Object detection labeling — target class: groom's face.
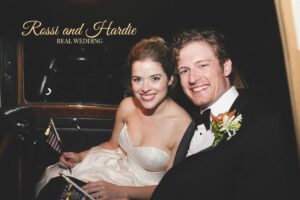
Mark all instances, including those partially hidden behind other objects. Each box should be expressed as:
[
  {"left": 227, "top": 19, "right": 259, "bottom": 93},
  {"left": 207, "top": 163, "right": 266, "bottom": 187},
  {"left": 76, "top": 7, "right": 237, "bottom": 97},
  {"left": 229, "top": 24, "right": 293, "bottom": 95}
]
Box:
[{"left": 177, "top": 41, "right": 232, "bottom": 108}]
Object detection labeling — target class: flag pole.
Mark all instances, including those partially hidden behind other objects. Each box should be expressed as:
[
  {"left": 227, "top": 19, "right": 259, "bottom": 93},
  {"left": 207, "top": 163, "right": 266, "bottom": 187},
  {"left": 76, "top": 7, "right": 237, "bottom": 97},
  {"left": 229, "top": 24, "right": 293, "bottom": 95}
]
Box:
[
  {"left": 50, "top": 118, "right": 61, "bottom": 142},
  {"left": 59, "top": 173, "right": 95, "bottom": 200}
]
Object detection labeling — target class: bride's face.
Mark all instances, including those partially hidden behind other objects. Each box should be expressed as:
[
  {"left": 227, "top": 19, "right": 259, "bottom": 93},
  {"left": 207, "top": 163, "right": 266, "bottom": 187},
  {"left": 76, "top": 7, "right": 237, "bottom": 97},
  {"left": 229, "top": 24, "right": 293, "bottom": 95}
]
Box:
[{"left": 131, "top": 59, "right": 172, "bottom": 111}]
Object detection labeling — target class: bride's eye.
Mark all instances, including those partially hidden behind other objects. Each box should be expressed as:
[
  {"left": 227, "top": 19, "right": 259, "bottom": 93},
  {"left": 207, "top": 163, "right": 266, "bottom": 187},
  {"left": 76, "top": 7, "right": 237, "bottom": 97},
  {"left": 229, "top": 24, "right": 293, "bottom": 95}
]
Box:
[
  {"left": 151, "top": 76, "right": 161, "bottom": 82},
  {"left": 132, "top": 77, "right": 142, "bottom": 84}
]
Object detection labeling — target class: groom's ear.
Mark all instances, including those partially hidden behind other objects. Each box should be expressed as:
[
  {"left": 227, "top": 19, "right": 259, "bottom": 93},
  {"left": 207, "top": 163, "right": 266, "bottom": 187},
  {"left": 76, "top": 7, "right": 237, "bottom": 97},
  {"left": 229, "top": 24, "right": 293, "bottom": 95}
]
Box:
[{"left": 223, "top": 59, "right": 232, "bottom": 77}]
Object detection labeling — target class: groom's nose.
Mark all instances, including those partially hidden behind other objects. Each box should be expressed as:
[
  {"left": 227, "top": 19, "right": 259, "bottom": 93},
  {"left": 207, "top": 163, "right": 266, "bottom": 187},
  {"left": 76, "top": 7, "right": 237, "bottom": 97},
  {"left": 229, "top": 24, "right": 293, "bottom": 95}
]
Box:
[{"left": 188, "top": 68, "right": 201, "bottom": 85}]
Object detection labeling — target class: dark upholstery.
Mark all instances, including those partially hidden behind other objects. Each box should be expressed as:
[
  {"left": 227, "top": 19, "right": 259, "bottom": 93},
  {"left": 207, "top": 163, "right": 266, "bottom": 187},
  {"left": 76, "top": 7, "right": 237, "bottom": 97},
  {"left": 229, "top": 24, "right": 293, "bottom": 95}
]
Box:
[{"left": 0, "top": 106, "right": 114, "bottom": 200}]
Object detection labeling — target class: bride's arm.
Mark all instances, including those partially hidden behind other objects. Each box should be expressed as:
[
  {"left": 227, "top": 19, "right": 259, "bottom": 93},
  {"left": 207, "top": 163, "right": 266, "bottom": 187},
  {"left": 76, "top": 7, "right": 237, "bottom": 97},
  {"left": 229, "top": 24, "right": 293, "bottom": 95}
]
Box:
[
  {"left": 61, "top": 98, "right": 130, "bottom": 167},
  {"left": 98, "top": 98, "right": 131, "bottom": 149},
  {"left": 82, "top": 181, "right": 156, "bottom": 200},
  {"left": 119, "top": 185, "right": 156, "bottom": 200},
  {"left": 59, "top": 150, "right": 89, "bottom": 168}
]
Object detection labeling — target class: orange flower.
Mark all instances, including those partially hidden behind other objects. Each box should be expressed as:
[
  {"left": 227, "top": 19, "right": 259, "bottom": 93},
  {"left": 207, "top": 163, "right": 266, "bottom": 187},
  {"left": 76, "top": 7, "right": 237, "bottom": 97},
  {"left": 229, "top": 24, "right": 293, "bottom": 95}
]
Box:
[{"left": 211, "top": 110, "right": 242, "bottom": 147}]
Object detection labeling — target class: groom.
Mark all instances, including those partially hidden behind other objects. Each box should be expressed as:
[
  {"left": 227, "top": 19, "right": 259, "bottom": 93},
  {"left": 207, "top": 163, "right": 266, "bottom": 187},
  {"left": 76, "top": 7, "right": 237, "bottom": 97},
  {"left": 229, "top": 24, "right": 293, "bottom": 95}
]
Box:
[{"left": 152, "top": 28, "right": 300, "bottom": 200}]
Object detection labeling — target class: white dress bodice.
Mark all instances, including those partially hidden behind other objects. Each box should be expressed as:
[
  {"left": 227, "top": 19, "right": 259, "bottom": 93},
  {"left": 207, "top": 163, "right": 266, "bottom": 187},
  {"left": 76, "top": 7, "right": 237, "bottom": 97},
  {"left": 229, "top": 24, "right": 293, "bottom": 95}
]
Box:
[
  {"left": 118, "top": 124, "right": 170, "bottom": 172},
  {"left": 36, "top": 124, "right": 170, "bottom": 196}
]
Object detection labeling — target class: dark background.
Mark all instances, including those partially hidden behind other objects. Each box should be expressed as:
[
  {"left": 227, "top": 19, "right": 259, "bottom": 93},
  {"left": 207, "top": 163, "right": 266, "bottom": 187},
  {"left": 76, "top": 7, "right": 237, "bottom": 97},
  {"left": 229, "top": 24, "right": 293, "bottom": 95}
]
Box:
[
  {"left": 0, "top": 0, "right": 295, "bottom": 199},
  {"left": 0, "top": 1, "right": 298, "bottom": 200},
  {"left": 0, "top": 0, "right": 290, "bottom": 107},
  {"left": 0, "top": 0, "right": 289, "bottom": 107}
]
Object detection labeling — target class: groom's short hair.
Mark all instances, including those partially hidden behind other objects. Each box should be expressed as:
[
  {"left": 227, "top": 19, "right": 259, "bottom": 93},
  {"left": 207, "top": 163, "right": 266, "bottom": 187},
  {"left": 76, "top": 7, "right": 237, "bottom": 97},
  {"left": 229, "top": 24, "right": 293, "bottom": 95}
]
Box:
[{"left": 172, "top": 27, "right": 234, "bottom": 83}]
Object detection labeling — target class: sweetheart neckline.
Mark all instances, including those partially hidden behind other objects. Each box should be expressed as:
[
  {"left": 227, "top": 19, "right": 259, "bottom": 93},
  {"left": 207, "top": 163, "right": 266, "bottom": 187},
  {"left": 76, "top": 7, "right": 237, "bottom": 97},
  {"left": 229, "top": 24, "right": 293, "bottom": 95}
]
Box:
[{"left": 121, "top": 124, "right": 170, "bottom": 159}]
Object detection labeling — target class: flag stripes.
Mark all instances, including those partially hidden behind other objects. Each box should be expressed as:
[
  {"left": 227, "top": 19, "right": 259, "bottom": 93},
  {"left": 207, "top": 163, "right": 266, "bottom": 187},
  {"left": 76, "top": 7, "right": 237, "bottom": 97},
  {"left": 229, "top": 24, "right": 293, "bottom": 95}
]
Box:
[{"left": 45, "top": 118, "right": 62, "bottom": 154}]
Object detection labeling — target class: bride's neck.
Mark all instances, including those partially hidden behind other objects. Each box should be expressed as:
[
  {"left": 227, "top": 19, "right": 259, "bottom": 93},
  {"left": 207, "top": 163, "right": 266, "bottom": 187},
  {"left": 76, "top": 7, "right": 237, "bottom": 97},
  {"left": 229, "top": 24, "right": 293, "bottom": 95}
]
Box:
[{"left": 140, "top": 97, "right": 171, "bottom": 116}]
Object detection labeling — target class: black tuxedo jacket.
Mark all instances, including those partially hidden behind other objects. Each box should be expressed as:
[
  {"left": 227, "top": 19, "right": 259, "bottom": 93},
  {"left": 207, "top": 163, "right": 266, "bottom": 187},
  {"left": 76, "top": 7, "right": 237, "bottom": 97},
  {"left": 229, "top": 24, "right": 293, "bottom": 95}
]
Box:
[{"left": 152, "top": 90, "right": 300, "bottom": 200}]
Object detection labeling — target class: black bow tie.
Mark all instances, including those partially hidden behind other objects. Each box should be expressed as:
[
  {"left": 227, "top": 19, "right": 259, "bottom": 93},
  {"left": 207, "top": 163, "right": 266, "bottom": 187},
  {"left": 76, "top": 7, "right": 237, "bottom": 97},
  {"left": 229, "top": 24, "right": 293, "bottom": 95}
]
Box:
[{"left": 194, "top": 109, "right": 211, "bottom": 130}]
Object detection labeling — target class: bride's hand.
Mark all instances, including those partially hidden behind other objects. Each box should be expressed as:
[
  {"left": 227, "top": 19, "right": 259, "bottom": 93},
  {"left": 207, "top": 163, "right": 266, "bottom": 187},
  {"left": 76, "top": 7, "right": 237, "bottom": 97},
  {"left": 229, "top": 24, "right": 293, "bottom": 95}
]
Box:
[
  {"left": 82, "top": 181, "right": 128, "bottom": 200},
  {"left": 59, "top": 152, "right": 81, "bottom": 168}
]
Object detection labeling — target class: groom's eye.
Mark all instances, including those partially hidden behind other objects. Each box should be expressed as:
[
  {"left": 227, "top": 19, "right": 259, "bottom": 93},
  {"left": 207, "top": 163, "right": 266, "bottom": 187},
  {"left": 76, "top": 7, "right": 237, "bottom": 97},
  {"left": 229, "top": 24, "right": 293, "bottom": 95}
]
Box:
[
  {"left": 196, "top": 62, "right": 209, "bottom": 69},
  {"left": 179, "top": 68, "right": 188, "bottom": 75}
]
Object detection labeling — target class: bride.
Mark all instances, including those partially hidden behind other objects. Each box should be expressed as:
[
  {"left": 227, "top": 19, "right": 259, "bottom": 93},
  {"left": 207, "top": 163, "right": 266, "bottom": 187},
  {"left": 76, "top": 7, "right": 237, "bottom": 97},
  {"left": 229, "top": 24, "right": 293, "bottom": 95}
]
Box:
[{"left": 36, "top": 36, "right": 192, "bottom": 200}]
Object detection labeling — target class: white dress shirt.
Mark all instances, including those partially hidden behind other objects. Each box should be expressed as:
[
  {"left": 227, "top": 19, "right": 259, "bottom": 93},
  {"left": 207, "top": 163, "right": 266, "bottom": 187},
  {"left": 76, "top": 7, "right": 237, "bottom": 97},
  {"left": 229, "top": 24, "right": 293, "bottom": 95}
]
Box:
[{"left": 186, "top": 86, "right": 239, "bottom": 157}]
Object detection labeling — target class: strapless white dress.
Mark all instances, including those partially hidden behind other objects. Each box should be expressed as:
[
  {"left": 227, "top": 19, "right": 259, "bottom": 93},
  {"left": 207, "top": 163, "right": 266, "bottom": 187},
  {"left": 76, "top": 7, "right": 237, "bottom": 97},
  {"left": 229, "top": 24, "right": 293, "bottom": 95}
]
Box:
[{"left": 35, "top": 124, "right": 170, "bottom": 196}]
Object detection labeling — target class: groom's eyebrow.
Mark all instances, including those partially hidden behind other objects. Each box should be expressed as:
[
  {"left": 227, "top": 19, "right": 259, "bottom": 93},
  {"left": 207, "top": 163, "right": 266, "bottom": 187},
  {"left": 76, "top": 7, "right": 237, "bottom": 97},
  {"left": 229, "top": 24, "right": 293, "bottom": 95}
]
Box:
[
  {"left": 150, "top": 74, "right": 162, "bottom": 77},
  {"left": 195, "top": 59, "right": 211, "bottom": 64},
  {"left": 178, "top": 66, "right": 189, "bottom": 70}
]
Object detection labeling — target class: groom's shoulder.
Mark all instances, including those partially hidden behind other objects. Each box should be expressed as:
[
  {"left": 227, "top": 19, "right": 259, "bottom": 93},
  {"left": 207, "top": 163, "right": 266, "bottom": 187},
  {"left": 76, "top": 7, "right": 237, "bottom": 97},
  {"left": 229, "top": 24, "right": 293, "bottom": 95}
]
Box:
[
  {"left": 236, "top": 88, "right": 284, "bottom": 122},
  {"left": 238, "top": 88, "right": 278, "bottom": 109}
]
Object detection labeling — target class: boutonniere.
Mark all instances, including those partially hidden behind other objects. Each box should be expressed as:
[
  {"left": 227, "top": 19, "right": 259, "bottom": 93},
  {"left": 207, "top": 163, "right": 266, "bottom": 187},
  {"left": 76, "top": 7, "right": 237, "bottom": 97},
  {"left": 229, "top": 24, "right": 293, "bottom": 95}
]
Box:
[{"left": 211, "top": 110, "right": 242, "bottom": 147}]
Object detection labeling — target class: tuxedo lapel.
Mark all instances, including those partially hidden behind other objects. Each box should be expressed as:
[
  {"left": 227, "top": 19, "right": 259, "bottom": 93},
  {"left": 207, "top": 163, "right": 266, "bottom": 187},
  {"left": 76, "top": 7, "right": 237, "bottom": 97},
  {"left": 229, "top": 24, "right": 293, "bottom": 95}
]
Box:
[
  {"left": 229, "top": 90, "right": 248, "bottom": 114},
  {"left": 173, "top": 121, "right": 196, "bottom": 165},
  {"left": 174, "top": 90, "right": 249, "bottom": 165}
]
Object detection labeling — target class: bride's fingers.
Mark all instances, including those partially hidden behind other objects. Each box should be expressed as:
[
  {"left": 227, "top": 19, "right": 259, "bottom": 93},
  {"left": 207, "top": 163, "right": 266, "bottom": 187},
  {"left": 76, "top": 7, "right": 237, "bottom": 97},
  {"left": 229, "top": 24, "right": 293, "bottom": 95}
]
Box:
[
  {"left": 83, "top": 184, "right": 103, "bottom": 195},
  {"left": 83, "top": 181, "right": 103, "bottom": 190},
  {"left": 91, "top": 191, "right": 101, "bottom": 199},
  {"left": 66, "top": 161, "right": 76, "bottom": 168},
  {"left": 58, "top": 162, "right": 69, "bottom": 169}
]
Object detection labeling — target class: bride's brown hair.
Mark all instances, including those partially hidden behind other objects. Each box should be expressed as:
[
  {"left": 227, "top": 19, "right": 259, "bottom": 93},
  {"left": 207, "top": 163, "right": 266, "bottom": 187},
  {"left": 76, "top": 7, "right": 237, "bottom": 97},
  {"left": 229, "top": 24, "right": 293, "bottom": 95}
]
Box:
[{"left": 126, "top": 36, "right": 176, "bottom": 93}]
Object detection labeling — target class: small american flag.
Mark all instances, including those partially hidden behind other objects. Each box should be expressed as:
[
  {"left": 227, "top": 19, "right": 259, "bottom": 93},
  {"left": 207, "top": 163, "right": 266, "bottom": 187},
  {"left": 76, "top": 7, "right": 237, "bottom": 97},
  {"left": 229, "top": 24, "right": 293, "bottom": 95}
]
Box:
[{"left": 44, "top": 118, "right": 62, "bottom": 154}]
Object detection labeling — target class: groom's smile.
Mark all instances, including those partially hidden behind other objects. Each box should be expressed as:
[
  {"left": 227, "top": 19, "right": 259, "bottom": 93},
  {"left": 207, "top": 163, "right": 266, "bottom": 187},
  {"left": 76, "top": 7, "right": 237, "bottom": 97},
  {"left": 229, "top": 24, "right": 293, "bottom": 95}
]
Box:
[{"left": 177, "top": 41, "right": 232, "bottom": 108}]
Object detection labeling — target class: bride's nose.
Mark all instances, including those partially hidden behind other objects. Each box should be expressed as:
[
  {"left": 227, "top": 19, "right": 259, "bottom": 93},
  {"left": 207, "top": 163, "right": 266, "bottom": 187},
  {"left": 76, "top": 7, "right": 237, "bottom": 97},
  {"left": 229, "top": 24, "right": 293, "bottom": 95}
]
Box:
[{"left": 141, "top": 80, "right": 151, "bottom": 92}]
